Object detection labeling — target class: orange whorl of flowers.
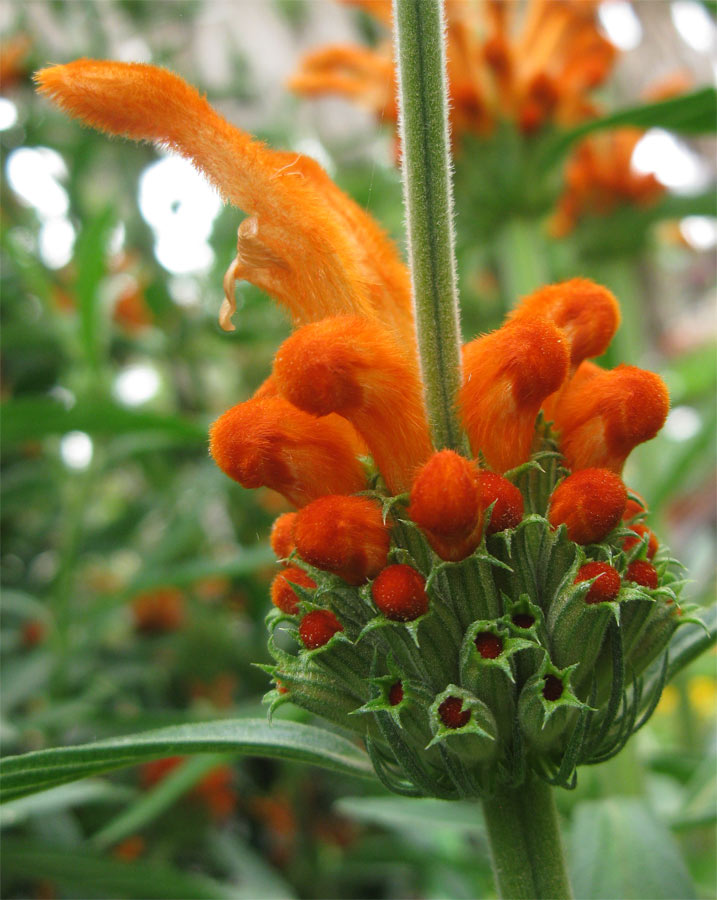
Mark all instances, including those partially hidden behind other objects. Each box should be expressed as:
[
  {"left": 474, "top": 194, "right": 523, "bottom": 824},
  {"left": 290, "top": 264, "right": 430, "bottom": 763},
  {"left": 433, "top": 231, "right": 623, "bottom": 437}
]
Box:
[
  {"left": 209, "top": 396, "right": 366, "bottom": 508},
  {"left": 460, "top": 319, "right": 570, "bottom": 472},
  {"left": 511, "top": 279, "right": 620, "bottom": 369},
  {"left": 293, "top": 495, "right": 391, "bottom": 585},
  {"left": 478, "top": 471, "right": 524, "bottom": 535},
  {"left": 273, "top": 316, "right": 431, "bottom": 494},
  {"left": 270, "top": 513, "right": 298, "bottom": 560},
  {"left": 552, "top": 364, "right": 670, "bottom": 473},
  {"left": 35, "top": 61, "right": 413, "bottom": 346},
  {"left": 271, "top": 567, "right": 316, "bottom": 615},
  {"left": 548, "top": 468, "right": 627, "bottom": 545}
]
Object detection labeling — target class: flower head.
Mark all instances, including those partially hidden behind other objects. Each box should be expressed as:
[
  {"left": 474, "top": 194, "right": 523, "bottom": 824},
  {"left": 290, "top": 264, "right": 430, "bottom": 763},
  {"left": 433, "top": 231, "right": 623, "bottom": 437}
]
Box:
[{"left": 38, "top": 58, "right": 688, "bottom": 802}]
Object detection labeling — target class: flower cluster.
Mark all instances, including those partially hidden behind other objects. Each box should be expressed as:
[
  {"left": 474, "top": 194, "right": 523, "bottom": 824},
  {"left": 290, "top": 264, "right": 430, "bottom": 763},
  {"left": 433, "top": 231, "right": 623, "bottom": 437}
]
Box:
[
  {"left": 37, "top": 60, "right": 690, "bottom": 798},
  {"left": 291, "top": 0, "right": 616, "bottom": 139}
]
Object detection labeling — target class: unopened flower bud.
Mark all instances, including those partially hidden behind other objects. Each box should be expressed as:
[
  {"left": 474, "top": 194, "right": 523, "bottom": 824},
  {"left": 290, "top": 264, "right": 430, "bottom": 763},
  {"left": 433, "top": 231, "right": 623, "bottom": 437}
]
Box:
[
  {"left": 625, "top": 560, "right": 658, "bottom": 590},
  {"left": 299, "top": 609, "right": 343, "bottom": 650},
  {"left": 439, "top": 696, "right": 471, "bottom": 729},
  {"left": 428, "top": 686, "right": 498, "bottom": 763},
  {"left": 623, "top": 495, "right": 648, "bottom": 521},
  {"left": 460, "top": 319, "right": 569, "bottom": 472},
  {"left": 210, "top": 396, "right": 366, "bottom": 507},
  {"left": 294, "top": 495, "right": 390, "bottom": 584},
  {"left": 371, "top": 564, "right": 429, "bottom": 622},
  {"left": 574, "top": 562, "right": 621, "bottom": 604},
  {"left": 388, "top": 681, "right": 404, "bottom": 706},
  {"left": 271, "top": 566, "right": 316, "bottom": 615},
  {"left": 553, "top": 364, "right": 669, "bottom": 473},
  {"left": 622, "top": 524, "right": 658, "bottom": 559},
  {"left": 548, "top": 468, "right": 627, "bottom": 544},
  {"left": 478, "top": 471, "right": 524, "bottom": 534},
  {"left": 270, "top": 512, "right": 297, "bottom": 560},
  {"left": 409, "top": 450, "right": 481, "bottom": 539}
]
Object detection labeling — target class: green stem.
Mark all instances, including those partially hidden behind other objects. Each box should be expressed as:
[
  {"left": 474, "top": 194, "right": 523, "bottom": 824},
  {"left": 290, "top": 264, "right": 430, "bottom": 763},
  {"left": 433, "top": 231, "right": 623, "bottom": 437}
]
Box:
[
  {"left": 590, "top": 257, "right": 645, "bottom": 366},
  {"left": 496, "top": 217, "right": 550, "bottom": 307},
  {"left": 393, "top": 0, "right": 464, "bottom": 452},
  {"left": 482, "top": 776, "right": 573, "bottom": 899}
]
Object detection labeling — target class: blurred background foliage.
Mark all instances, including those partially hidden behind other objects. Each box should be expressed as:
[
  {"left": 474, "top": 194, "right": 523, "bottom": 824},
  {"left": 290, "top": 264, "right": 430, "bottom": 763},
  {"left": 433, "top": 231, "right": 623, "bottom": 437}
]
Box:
[{"left": 0, "top": 1, "right": 715, "bottom": 898}]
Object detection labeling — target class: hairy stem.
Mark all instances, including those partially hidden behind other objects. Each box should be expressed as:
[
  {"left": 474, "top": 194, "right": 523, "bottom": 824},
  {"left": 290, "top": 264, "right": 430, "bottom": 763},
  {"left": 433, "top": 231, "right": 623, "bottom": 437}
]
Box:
[
  {"left": 393, "top": 0, "right": 464, "bottom": 452},
  {"left": 482, "top": 776, "right": 573, "bottom": 899}
]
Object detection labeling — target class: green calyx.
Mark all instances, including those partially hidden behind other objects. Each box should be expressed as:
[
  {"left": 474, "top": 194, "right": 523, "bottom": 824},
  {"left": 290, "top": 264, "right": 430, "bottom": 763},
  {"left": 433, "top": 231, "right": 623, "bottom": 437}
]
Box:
[{"left": 263, "top": 427, "right": 691, "bottom": 799}]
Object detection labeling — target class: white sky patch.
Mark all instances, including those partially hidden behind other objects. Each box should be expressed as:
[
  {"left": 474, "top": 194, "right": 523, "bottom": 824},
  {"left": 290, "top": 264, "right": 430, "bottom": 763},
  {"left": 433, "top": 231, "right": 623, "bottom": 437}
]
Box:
[
  {"left": 631, "top": 129, "right": 711, "bottom": 193},
  {"left": 598, "top": 1, "right": 643, "bottom": 50},
  {"left": 0, "top": 97, "right": 18, "bottom": 131},
  {"left": 168, "top": 276, "right": 202, "bottom": 308},
  {"left": 39, "top": 217, "right": 76, "bottom": 269},
  {"left": 60, "top": 431, "right": 93, "bottom": 470},
  {"left": 671, "top": 1, "right": 716, "bottom": 53},
  {"left": 113, "top": 363, "right": 161, "bottom": 406},
  {"left": 680, "top": 216, "right": 717, "bottom": 250},
  {"left": 663, "top": 406, "right": 702, "bottom": 442},
  {"left": 138, "top": 155, "right": 221, "bottom": 275}
]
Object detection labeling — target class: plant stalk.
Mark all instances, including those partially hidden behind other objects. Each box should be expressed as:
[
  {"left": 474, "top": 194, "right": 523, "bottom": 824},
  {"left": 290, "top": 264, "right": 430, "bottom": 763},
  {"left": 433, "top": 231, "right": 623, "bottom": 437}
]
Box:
[
  {"left": 496, "top": 216, "right": 550, "bottom": 307},
  {"left": 393, "top": 0, "right": 464, "bottom": 452},
  {"left": 482, "top": 776, "right": 573, "bottom": 899}
]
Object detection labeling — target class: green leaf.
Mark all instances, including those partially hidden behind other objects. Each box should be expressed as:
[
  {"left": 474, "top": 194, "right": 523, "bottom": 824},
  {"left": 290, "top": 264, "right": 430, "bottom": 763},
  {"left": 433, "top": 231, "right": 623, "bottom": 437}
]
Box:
[
  {"left": 1, "top": 396, "right": 206, "bottom": 447},
  {"left": 1, "top": 838, "right": 236, "bottom": 899},
  {"left": 569, "top": 797, "right": 696, "bottom": 899},
  {"left": 538, "top": 88, "right": 717, "bottom": 171},
  {"left": 336, "top": 795, "right": 484, "bottom": 838},
  {"left": 74, "top": 206, "right": 115, "bottom": 372},
  {"left": 0, "top": 718, "right": 374, "bottom": 802},
  {"left": 0, "top": 780, "right": 134, "bottom": 829}
]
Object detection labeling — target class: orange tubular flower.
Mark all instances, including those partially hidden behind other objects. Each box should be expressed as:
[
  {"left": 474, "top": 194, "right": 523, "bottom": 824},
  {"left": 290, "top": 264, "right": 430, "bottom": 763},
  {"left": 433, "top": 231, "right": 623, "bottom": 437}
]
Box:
[
  {"left": 209, "top": 396, "right": 367, "bottom": 508},
  {"left": 35, "top": 60, "right": 414, "bottom": 348},
  {"left": 291, "top": 0, "right": 615, "bottom": 140},
  {"left": 460, "top": 319, "right": 570, "bottom": 473},
  {"left": 293, "top": 495, "right": 390, "bottom": 585},
  {"left": 548, "top": 468, "right": 627, "bottom": 545},
  {"left": 270, "top": 512, "right": 298, "bottom": 560},
  {"left": 273, "top": 317, "right": 431, "bottom": 494},
  {"left": 551, "top": 364, "right": 670, "bottom": 474}
]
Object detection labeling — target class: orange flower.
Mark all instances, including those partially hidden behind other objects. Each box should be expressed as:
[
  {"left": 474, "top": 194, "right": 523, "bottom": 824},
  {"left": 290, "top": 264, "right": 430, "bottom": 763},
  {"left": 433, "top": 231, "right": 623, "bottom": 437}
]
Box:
[
  {"left": 290, "top": 0, "right": 615, "bottom": 139},
  {"left": 132, "top": 587, "right": 185, "bottom": 634}
]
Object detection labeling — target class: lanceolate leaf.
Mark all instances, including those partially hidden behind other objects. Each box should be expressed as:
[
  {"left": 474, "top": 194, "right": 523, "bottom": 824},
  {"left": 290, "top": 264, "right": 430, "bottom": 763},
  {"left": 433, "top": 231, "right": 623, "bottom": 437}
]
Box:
[
  {"left": 0, "top": 719, "right": 375, "bottom": 803},
  {"left": 538, "top": 87, "right": 717, "bottom": 171}
]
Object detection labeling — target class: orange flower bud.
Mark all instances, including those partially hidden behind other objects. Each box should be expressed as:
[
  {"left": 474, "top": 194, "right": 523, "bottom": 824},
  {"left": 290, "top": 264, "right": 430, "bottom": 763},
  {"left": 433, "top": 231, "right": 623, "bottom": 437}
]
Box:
[
  {"left": 625, "top": 560, "right": 658, "bottom": 590},
  {"left": 299, "top": 609, "right": 343, "bottom": 649},
  {"left": 511, "top": 279, "right": 620, "bottom": 369},
  {"left": 273, "top": 316, "right": 432, "bottom": 494},
  {"left": 371, "top": 564, "right": 429, "bottom": 622},
  {"left": 293, "top": 495, "right": 390, "bottom": 585},
  {"left": 553, "top": 364, "right": 670, "bottom": 473},
  {"left": 574, "top": 561, "right": 621, "bottom": 604},
  {"left": 548, "top": 468, "right": 627, "bottom": 544},
  {"left": 623, "top": 524, "right": 658, "bottom": 559},
  {"left": 408, "top": 450, "right": 484, "bottom": 562},
  {"left": 271, "top": 566, "right": 316, "bottom": 615},
  {"left": 409, "top": 450, "right": 482, "bottom": 540},
  {"left": 478, "top": 471, "right": 524, "bottom": 534},
  {"left": 460, "top": 319, "right": 570, "bottom": 472},
  {"left": 270, "top": 513, "right": 297, "bottom": 560},
  {"left": 209, "top": 396, "right": 366, "bottom": 507},
  {"left": 623, "top": 495, "right": 648, "bottom": 521},
  {"left": 438, "top": 696, "right": 471, "bottom": 729}
]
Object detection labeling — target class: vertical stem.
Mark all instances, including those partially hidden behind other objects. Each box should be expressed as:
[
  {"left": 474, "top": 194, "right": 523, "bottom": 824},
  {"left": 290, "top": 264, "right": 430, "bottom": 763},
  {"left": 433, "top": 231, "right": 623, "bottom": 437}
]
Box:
[
  {"left": 393, "top": 0, "right": 464, "bottom": 452},
  {"left": 482, "top": 776, "right": 573, "bottom": 899}
]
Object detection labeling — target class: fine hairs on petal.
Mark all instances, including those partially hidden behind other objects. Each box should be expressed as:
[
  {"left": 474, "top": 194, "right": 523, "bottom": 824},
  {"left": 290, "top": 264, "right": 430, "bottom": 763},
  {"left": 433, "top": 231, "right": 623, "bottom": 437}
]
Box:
[
  {"left": 273, "top": 316, "right": 432, "bottom": 494},
  {"left": 35, "top": 60, "right": 414, "bottom": 344},
  {"left": 460, "top": 318, "right": 570, "bottom": 472},
  {"left": 209, "top": 396, "right": 366, "bottom": 507}
]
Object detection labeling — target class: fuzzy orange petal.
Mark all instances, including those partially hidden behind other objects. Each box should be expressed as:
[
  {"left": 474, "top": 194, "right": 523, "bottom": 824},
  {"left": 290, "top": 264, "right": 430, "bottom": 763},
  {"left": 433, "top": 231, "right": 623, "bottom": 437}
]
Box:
[
  {"left": 460, "top": 319, "right": 570, "bottom": 472},
  {"left": 553, "top": 364, "right": 670, "bottom": 473},
  {"left": 273, "top": 316, "right": 432, "bottom": 494},
  {"left": 209, "top": 396, "right": 366, "bottom": 507},
  {"left": 35, "top": 60, "right": 413, "bottom": 344}
]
